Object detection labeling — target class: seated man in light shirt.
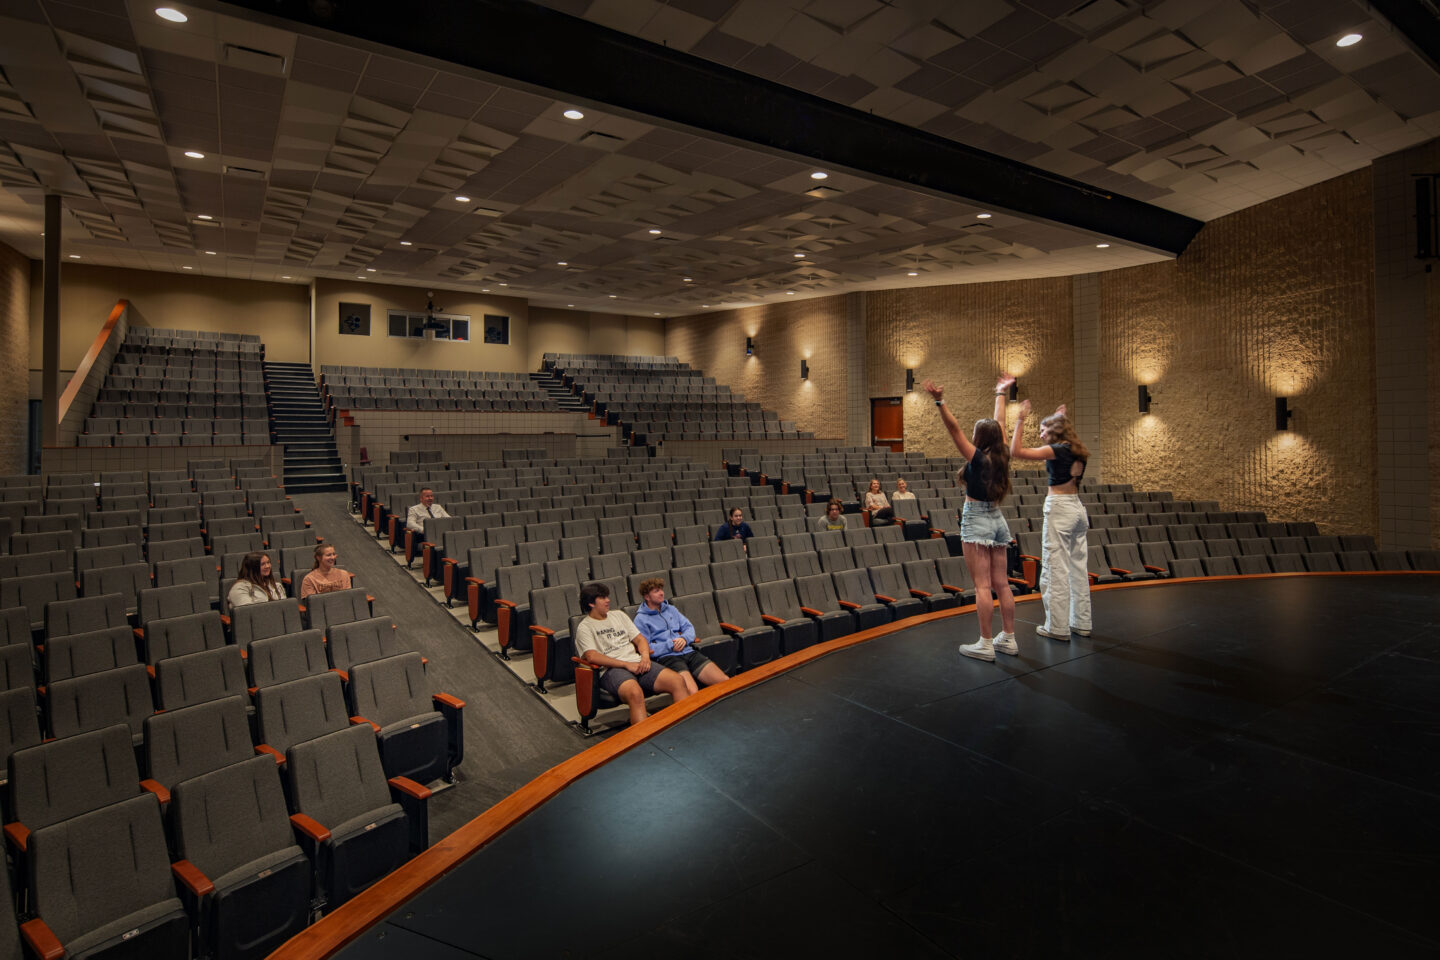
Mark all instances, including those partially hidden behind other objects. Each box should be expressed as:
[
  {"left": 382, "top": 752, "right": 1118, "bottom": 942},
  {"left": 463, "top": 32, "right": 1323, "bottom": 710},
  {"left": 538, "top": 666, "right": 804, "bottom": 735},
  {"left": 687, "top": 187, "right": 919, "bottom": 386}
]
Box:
[
  {"left": 573, "top": 581, "right": 691, "bottom": 726},
  {"left": 405, "top": 486, "right": 450, "bottom": 534},
  {"left": 633, "top": 577, "right": 727, "bottom": 694}
]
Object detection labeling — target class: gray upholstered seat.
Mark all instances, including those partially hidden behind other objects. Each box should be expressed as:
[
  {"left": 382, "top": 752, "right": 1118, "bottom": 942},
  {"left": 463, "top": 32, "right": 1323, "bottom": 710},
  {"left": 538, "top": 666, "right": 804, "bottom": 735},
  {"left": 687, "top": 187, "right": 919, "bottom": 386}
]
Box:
[
  {"left": 46, "top": 665, "right": 154, "bottom": 743},
  {"left": 253, "top": 672, "right": 348, "bottom": 759},
  {"left": 7, "top": 724, "right": 140, "bottom": 853},
  {"left": 230, "top": 598, "right": 305, "bottom": 655},
  {"left": 171, "top": 755, "right": 310, "bottom": 960},
  {"left": 154, "top": 646, "right": 249, "bottom": 711},
  {"left": 41, "top": 626, "right": 137, "bottom": 687},
  {"left": 348, "top": 652, "right": 463, "bottom": 785},
  {"left": 247, "top": 630, "right": 330, "bottom": 689},
  {"left": 143, "top": 695, "right": 254, "bottom": 792},
  {"left": 302, "top": 587, "right": 370, "bottom": 639}
]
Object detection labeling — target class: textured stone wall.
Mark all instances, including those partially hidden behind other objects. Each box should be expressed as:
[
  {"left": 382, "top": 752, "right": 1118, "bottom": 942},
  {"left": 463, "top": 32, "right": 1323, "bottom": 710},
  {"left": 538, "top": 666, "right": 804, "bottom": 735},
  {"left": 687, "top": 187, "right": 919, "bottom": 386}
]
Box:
[
  {"left": 666, "top": 293, "right": 856, "bottom": 441},
  {"left": 1098, "top": 170, "right": 1376, "bottom": 536},
  {"left": 0, "top": 243, "right": 30, "bottom": 474},
  {"left": 865, "top": 278, "right": 1073, "bottom": 475}
]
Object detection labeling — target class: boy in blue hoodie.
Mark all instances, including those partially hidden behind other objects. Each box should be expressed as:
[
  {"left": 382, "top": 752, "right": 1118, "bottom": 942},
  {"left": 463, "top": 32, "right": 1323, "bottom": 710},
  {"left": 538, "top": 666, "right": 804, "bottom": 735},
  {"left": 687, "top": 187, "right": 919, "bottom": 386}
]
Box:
[{"left": 633, "top": 577, "right": 728, "bottom": 694}]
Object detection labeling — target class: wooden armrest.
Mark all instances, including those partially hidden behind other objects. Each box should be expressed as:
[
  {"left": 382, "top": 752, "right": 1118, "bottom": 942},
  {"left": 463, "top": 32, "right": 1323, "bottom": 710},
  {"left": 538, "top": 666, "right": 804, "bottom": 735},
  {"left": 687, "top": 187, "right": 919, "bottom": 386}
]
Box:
[
  {"left": 531, "top": 625, "right": 555, "bottom": 637},
  {"left": 281, "top": 577, "right": 293, "bottom": 586},
  {"left": 495, "top": 598, "right": 517, "bottom": 609},
  {"left": 334, "top": 668, "right": 349, "bottom": 683},
  {"left": 433, "top": 692, "right": 465, "bottom": 709},
  {"left": 139, "top": 778, "right": 171, "bottom": 805},
  {"left": 909, "top": 589, "right": 931, "bottom": 598},
  {"left": 132, "top": 627, "right": 144, "bottom": 641},
  {"left": 146, "top": 664, "right": 156, "bottom": 679},
  {"left": 799, "top": 606, "right": 824, "bottom": 617},
  {"left": 1144, "top": 565, "right": 1166, "bottom": 573},
  {"left": 20, "top": 918, "right": 63, "bottom": 960},
  {"left": 718, "top": 622, "right": 743, "bottom": 633},
  {"left": 365, "top": 594, "right": 374, "bottom": 604},
  {"left": 219, "top": 613, "right": 230, "bottom": 626},
  {"left": 1110, "top": 567, "right": 1132, "bottom": 575},
  {"left": 465, "top": 576, "right": 486, "bottom": 585},
  {"left": 255, "top": 743, "right": 284, "bottom": 765},
  {"left": 1088, "top": 573, "right": 1098, "bottom": 583},
  {"left": 5, "top": 821, "right": 29, "bottom": 852},
  {"left": 1020, "top": 553, "right": 1040, "bottom": 562},
  {"left": 289, "top": 813, "right": 331, "bottom": 843},
  {"left": 873, "top": 593, "right": 897, "bottom": 603},
  {"left": 171, "top": 859, "right": 215, "bottom": 896},
  {"left": 388, "top": 776, "right": 432, "bottom": 800},
  {"left": 441, "top": 557, "right": 457, "bottom": 566},
  {"left": 940, "top": 583, "right": 962, "bottom": 593},
  {"left": 837, "top": 600, "right": 860, "bottom": 610},
  {"left": 760, "top": 614, "right": 785, "bottom": 625},
  {"left": 350, "top": 715, "right": 380, "bottom": 733}
]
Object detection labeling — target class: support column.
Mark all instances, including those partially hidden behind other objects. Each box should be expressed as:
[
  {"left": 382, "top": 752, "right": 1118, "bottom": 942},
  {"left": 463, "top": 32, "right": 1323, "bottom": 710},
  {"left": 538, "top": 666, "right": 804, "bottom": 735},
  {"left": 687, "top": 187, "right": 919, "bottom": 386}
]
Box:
[
  {"left": 1072, "top": 273, "right": 1101, "bottom": 481},
  {"left": 845, "top": 292, "right": 868, "bottom": 446},
  {"left": 41, "top": 194, "right": 60, "bottom": 447}
]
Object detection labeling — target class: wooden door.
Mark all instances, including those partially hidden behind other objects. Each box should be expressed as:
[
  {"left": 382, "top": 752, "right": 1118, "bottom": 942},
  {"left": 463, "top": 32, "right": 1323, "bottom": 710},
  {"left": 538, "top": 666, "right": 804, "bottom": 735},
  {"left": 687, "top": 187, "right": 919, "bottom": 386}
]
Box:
[{"left": 871, "top": 397, "right": 903, "bottom": 452}]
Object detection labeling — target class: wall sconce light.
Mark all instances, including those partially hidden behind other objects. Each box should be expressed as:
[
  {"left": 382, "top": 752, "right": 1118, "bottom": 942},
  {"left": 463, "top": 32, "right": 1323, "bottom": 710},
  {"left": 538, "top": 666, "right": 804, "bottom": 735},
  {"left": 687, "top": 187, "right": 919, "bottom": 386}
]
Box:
[
  {"left": 745, "top": 336, "right": 754, "bottom": 356},
  {"left": 905, "top": 368, "right": 915, "bottom": 392},
  {"left": 800, "top": 359, "right": 809, "bottom": 380},
  {"left": 1138, "top": 384, "right": 1152, "bottom": 413},
  {"left": 1008, "top": 379, "right": 1019, "bottom": 401},
  {"left": 1275, "top": 396, "right": 1293, "bottom": 430}
]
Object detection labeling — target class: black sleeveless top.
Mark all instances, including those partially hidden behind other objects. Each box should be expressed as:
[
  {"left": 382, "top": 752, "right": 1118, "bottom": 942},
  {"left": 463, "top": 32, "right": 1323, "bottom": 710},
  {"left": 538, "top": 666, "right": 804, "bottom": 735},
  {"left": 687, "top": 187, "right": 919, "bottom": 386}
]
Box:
[
  {"left": 962, "top": 448, "right": 994, "bottom": 501},
  {"left": 1047, "top": 443, "right": 1085, "bottom": 486}
]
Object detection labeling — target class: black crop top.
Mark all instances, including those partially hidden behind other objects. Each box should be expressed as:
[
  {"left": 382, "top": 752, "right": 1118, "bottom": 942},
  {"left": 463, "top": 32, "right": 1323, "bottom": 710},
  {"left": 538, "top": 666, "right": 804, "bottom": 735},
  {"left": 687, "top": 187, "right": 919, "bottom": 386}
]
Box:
[
  {"left": 1047, "top": 443, "right": 1085, "bottom": 486},
  {"left": 962, "top": 448, "right": 993, "bottom": 501}
]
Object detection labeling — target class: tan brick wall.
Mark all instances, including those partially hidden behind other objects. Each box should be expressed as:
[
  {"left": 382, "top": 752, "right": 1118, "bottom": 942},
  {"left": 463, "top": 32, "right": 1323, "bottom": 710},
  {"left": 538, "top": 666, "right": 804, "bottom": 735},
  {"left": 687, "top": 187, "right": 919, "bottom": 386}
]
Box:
[
  {"left": 666, "top": 293, "right": 856, "bottom": 441},
  {"left": 1098, "top": 169, "right": 1376, "bottom": 536},
  {"left": 866, "top": 278, "right": 1073, "bottom": 475},
  {"left": 0, "top": 242, "right": 30, "bottom": 474}
]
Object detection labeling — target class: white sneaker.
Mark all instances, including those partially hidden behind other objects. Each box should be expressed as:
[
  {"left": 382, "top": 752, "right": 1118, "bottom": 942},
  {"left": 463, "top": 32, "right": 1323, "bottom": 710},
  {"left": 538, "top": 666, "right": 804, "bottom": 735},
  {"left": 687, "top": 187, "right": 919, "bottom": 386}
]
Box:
[
  {"left": 1035, "top": 625, "right": 1070, "bottom": 641},
  {"left": 1070, "top": 625, "right": 1092, "bottom": 637},
  {"left": 993, "top": 632, "right": 1018, "bottom": 655},
  {"left": 960, "top": 637, "right": 996, "bottom": 662}
]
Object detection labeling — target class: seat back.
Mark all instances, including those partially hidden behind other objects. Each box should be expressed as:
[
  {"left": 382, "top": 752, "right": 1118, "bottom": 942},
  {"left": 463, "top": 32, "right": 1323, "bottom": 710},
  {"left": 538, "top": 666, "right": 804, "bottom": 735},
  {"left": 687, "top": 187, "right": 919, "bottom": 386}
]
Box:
[
  {"left": 670, "top": 564, "right": 714, "bottom": 597},
  {"left": 832, "top": 568, "right": 877, "bottom": 605},
  {"left": 255, "top": 672, "right": 349, "bottom": 755},
  {"left": 155, "top": 646, "right": 249, "bottom": 710},
  {"left": 42, "top": 625, "right": 137, "bottom": 686},
  {"left": 47, "top": 664, "right": 154, "bottom": 741},
  {"left": 748, "top": 554, "right": 786, "bottom": 584},
  {"left": 73, "top": 543, "right": 143, "bottom": 576},
  {"left": 143, "top": 610, "right": 226, "bottom": 664},
  {"left": 143, "top": 695, "right": 254, "bottom": 787},
  {"left": 901, "top": 559, "right": 943, "bottom": 594},
  {"left": 43, "top": 592, "right": 125, "bottom": 640},
  {"left": 303, "top": 584, "right": 369, "bottom": 635},
  {"left": 714, "top": 585, "right": 764, "bottom": 629},
  {"left": 867, "top": 563, "right": 909, "bottom": 599},
  {"left": 28, "top": 794, "right": 181, "bottom": 950},
  {"left": 4, "top": 573, "right": 78, "bottom": 630},
  {"left": 231, "top": 597, "right": 306, "bottom": 653},
  {"left": 327, "top": 617, "right": 403, "bottom": 674},
  {"left": 793, "top": 572, "right": 841, "bottom": 612},
  {"left": 285, "top": 724, "right": 396, "bottom": 840},
  {"left": 709, "top": 539, "right": 744, "bottom": 563},
  {"left": 138, "top": 581, "right": 209, "bottom": 627},
  {"left": 248, "top": 629, "right": 330, "bottom": 688},
  {"left": 348, "top": 652, "right": 432, "bottom": 728},
  {"left": 9, "top": 723, "right": 139, "bottom": 833},
  {"left": 151, "top": 555, "right": 220, "bottom": 602},
  {"left": 755, "top": 579, "right": 803, "bottom": 618}
]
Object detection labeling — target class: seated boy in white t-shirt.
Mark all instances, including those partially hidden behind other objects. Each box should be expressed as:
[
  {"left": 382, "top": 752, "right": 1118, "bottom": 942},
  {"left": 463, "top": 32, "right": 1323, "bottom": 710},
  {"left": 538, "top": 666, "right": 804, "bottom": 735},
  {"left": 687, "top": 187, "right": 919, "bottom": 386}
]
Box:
[{"left": 573, "top": 581, "right": 691, "bottom": 726}]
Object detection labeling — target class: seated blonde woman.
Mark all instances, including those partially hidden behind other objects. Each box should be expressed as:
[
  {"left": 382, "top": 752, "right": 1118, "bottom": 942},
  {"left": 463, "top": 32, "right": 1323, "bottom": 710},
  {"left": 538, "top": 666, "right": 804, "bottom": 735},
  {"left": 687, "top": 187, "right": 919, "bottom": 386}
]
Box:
[{"left": 300, "top": 543, "right": 353, "bottom": 599}]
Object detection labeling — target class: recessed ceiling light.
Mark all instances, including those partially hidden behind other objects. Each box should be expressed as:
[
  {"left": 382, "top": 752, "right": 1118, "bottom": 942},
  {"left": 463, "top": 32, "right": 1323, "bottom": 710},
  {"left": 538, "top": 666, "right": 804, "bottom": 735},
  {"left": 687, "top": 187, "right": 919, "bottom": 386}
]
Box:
[
  {"left": 184, "top": 150, "right": 204, "bottom": 159},
  {"left": 648, "top": 228, "right": 661, "bottom": 235},
  {"left": 454, "top": 195, "right": 470, "bottom": 203},
  {"left": 702, "top": 304, "right": 709, "bottom": 308},
  {"left": 557, "top": 261, "right": 567, "bottom": 266},
  {"left": 399, "top": 241, "right": 412, "bottom": 246},
  {"left": 204, "top": 250, "right": 216, "bottom": 255},
  {"left": 357, "top": 276, "right": 365, "bottom": 280},
  {"left": 181, "top": 265, "right": 192, "bottom": 270},
  {"left": 481, "top": 288, "right": 490, "bottom": 292},
  {"left": 567, "top": 304, "right": 574, "bottom": 307},
  {"left": 366, "top": 268, "right": 376, "bottom": 272},
  {"left": 810, "top": 171, "right": 828, "bottom": 180},
  {"left": 1336, "top": 33, "right": 1362, "bottom": 47},
  {"left": 281, "top": 275, "right": 291, "bottom": 279},
  {"left": 498, "top": 282, "right": 507, "bottom": 286},
  {"left": 67, "top": 254, "right": 81, "bottom": 259},
  {"left": 785, "top": 290, "right": 795, "bottom": 295},
  {"left": 196, "top": 214, "right": 212, "bottom": 220},
  {"left": 793, "top": 252, "right": 804, "bottom": 258},
  {"left": 155, "top": 7, "right": 187, "bottom": 22},
  {"left": 976, "top": 212, "right": 992, "bottom": 219},
  {"left": 1096, "top": 243, "right": 1110, "bottom": 248},
  {"left": 563, "top": 109, "right": 584, "bottom": 120},
  {"left": 682, "top": 277, "right": 692, "bottom": 282},
  {"left": 654, "top": 312, "right": 661, "bottom": 316},
  {"left": 608, "top": 294, "right": 617, "bottom": 299},
  {"left": 907, "top": 271, "right": 918, "bottom": 276}
]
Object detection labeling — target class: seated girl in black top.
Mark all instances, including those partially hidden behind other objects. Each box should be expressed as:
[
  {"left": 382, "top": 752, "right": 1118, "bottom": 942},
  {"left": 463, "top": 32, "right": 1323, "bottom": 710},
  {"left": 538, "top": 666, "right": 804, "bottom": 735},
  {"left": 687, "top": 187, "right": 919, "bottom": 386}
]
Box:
[{"left": 714, "top": 506, "right": 753, "bottom": 541}]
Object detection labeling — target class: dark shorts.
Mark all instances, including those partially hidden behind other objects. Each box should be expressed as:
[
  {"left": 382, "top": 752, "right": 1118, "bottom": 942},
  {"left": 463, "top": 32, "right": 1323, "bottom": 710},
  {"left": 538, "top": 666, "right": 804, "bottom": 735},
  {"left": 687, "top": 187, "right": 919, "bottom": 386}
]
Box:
[
  {"left": 599, "top": 662, "right": 669, "bottom": 699},
  {"left": 658, "top": 649, "right": 716, "bottom": 678}
]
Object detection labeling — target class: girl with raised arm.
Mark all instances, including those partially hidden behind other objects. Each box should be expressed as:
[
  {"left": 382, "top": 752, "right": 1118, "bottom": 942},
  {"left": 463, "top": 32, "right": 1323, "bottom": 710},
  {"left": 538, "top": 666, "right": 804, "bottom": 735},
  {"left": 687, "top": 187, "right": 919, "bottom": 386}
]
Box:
[
  {"left": 1011, "top": 400, "right": 1091, "bottom": 639},
  {"left": 923, "top": 375, "right": 1018, "bottom": 661}
]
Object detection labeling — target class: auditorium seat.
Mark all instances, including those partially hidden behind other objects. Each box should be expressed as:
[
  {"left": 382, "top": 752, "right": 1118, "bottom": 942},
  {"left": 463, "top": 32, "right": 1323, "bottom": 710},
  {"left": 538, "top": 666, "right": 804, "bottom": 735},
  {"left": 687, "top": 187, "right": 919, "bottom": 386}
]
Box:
[
  {"left": 6, "top": 724, "right": 142, "bottom": 862},
  {"left": 901, "top": 559, "right": 962, "bottom": 612},
  {"left": 348, "top": 652, "right": 464, "bottom": 785},
  {"left": 753, "top": 580, "right": 822, "bottom": 654},
  {"left": 230, "top": 598, "right": 306, "bottom": 656},
  {"left": 41, "top": 625, "right": 137, "bottom": 689},
  {"left": 254, "top": 672, "right": 349, "bottom": 762},
  {"left": 169, "top": 755, "right": 311, "bottom": 960},
  {"left": 247, "top": 630, "right": 331, "bottom": 689},
  {"left": 326, "top": 617, "right": 404, "bottom": 681},
  {"left": 154, "top": 646, "right": 250, "bottom": 710},
  {"left": 303, "top": 587, "right": 372, "bottom": 640}
]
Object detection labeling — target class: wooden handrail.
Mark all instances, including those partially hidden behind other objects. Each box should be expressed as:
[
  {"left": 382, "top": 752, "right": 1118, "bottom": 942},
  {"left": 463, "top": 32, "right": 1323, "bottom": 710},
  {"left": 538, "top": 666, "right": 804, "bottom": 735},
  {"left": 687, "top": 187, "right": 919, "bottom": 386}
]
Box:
[
  {"left": 268, "top": 569, "right": 1437, "bottom": 960},
  {"left": 57, "top": 299, "right": 127, "bottom": 427}
]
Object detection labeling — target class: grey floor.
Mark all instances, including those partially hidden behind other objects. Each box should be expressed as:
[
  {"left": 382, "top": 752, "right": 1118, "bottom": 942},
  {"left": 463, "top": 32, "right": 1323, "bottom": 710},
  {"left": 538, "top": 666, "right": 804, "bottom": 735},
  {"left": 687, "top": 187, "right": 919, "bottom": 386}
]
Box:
[{"left": 292, "top": 493, "right": 586, "bottom": 841}]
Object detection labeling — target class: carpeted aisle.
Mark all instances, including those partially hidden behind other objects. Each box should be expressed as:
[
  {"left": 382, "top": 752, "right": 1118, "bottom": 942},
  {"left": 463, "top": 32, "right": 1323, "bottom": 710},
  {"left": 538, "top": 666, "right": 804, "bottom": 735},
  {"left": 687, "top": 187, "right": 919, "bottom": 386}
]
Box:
[{"left": 291, "top": 492, "right": 585, "bottom": 840}]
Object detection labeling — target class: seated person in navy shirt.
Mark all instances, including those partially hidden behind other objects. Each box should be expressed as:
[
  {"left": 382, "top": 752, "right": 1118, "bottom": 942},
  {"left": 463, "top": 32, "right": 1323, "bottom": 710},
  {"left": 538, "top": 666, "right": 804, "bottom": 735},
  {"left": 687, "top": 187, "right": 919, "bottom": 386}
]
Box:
[
  {"left": 633, "top": 577, "right": 728, "bottom": 694},
  {"left": 713, "top": 506, "right": 753, "bottom": 542}
]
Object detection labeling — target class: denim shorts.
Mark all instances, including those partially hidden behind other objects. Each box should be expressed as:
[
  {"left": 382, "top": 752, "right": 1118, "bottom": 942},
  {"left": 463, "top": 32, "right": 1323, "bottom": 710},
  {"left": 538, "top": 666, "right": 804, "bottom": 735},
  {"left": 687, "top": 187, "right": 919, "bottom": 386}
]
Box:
[{"left": 960, "top": 499, "right": 1012, "bottom": 548}]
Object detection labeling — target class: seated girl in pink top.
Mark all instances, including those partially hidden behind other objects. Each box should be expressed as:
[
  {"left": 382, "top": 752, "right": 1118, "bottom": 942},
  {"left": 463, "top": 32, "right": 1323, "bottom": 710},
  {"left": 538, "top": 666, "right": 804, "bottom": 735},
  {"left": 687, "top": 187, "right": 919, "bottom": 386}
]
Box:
[{"left": 300, "top": 543, "right": 352, "bottom": 599}]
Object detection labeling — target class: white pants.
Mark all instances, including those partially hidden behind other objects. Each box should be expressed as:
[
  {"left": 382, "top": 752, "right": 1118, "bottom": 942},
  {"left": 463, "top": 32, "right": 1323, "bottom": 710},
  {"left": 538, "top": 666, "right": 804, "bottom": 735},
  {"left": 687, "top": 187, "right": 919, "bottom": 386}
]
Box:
[{"left": 1040, "top": 494, "right": 1091, "bottom": 633}]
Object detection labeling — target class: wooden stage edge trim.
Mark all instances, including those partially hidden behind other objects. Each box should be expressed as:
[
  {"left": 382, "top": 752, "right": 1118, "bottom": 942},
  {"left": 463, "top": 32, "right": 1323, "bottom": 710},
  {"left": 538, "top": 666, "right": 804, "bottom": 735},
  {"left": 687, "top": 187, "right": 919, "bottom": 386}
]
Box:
[{"left": 271, "top": 568, "right": 1439, "bottom": 960}]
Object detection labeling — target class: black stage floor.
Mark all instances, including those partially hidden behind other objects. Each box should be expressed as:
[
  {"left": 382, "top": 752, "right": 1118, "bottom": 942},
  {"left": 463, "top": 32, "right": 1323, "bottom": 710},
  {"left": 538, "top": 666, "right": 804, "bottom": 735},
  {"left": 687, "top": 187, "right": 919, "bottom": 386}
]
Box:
[{"left": 337, "top": 576, "right": 1440, "bottom": 959}]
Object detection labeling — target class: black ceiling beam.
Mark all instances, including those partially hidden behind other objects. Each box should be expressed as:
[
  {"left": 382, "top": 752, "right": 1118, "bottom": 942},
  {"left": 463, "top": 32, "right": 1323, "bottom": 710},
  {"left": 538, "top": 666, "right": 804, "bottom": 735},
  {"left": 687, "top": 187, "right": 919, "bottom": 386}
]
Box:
[{"left": 223, "top": 0, "right": 1203, "bottom": 255}]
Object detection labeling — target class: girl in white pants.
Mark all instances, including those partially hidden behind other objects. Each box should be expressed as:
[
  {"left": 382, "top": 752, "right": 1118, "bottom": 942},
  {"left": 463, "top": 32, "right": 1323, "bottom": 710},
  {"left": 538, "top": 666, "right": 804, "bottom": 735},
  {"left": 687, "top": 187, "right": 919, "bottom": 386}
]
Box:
[{"left": 1011, "top": 400, "right": 1092, "bottom": 639}]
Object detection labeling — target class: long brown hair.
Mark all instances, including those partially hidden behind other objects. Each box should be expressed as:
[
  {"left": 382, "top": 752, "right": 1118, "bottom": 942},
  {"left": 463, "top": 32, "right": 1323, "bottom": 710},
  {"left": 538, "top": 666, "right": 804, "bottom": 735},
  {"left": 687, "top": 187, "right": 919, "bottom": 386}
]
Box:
[
  {"left": 1040, "top": 412, "right": 1090, "bottom": 461},
  {"left": 237, "top": 552, "right": 278, "bottom": 592},
  {"left": 971, "top": 419, "right": 1011, "bottom": 503}
]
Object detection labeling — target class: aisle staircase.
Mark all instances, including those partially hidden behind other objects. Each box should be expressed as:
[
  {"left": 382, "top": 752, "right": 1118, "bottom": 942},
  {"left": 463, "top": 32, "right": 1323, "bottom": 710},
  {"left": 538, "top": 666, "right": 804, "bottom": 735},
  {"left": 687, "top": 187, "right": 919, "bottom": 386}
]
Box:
[
  {"left": 532, "top": 370, "right": 589, "bottom": 411},
  {"left": 264, "top": 362, "right": 347, "bottom": 493}
]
